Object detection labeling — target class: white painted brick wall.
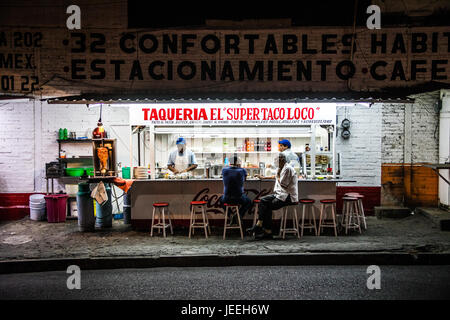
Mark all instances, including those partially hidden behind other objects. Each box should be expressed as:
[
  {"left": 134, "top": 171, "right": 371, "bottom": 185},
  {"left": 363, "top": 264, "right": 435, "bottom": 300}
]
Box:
[
  {"left": 336, "top": 103, "right": 382, "bottom": 186},
  {"left": 0, "top": 100, "right": 129, "bottom": 193},
  {"left": 382, "top": 103, "right": 406, "bottom": 163},
  {"left": 0, "top": 101, "right": 35, "bottom": 192},
  {"left": 382, "top": 92, "right": 440, "bottom": 164},
  {"left": 410, "top": 92, "right": 440, "bottom": 163}
]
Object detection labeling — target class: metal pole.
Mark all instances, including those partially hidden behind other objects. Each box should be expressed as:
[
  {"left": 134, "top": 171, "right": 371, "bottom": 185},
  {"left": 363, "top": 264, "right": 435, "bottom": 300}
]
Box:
[{"left": 137, "top": 128, "right": 141, "bottom": 167}]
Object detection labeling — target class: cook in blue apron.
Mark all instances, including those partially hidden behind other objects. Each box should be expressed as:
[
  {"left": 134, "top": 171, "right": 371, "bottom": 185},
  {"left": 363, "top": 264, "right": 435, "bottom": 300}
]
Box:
[{"left": 167, "top": 137, "right": 198, "bottom": 174}]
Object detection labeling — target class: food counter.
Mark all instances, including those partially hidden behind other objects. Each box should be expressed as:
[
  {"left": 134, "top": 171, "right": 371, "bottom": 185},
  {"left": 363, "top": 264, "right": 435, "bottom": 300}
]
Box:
[{"left": 130, "top": 178, "right": 355, "bottom": 227}]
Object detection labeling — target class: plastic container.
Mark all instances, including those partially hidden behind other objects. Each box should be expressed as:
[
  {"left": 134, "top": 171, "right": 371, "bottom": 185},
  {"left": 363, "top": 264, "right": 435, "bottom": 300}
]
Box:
[
  {"left": 122, "top": 167, "right": 131, "bottom": 179},
  {"left": 113, "top": 213, "right": 123, "bottom": 220},
  {"left": 66, "top": 168, "right": 85, "bottom": 177},
  {"left": 85, "top": 167, "right": 94, "bottom": 176},
  {"left": 77, "top": 182, "right": 95, "bottom": 232},
  {"left": 95, "top": 184, "right": 112, "bottom": 228},
  {"left": 29, "top": 194, "right": 45, "bottom": 218},
  {"left": 29, "top": 194, "right": 46, "bottom": 221},
  {"left": 44, "top": 194, "right": 68, "bottom": 223},
  {"left": 30, "top": 194, "right": 45, "bottom": 204},
  {"left": 123, "top": 192, "right": 131, "bottom": 224}
]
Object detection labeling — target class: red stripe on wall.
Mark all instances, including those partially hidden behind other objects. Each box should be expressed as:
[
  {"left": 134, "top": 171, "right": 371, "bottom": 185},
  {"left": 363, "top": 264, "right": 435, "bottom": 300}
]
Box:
[
  {"left": 0, "top": 193, "right": 44, "bottom": 221},
  {"left": 336, "top": 186, "right": 381, "bottom": 216}
]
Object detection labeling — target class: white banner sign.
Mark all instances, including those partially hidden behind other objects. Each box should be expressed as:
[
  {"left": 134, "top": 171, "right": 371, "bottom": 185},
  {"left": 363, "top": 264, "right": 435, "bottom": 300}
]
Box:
[{"left": 128, "top": 103, "right": 336, "bottom": 126}]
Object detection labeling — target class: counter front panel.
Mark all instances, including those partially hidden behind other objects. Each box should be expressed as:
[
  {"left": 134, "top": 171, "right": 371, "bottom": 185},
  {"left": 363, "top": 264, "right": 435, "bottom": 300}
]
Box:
[{"left": 131, "top": 180, "right": 337, "bottom": 221}]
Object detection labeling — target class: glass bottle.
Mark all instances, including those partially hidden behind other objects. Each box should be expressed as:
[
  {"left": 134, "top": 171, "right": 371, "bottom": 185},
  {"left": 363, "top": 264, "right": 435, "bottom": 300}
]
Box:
[{"left": 92, "top": 122, "right": 107, "bottom": 139}]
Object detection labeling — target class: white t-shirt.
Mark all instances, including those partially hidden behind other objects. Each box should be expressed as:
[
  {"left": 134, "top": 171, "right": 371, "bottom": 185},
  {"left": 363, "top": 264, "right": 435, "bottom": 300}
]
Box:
[{"left": 273, "top": 164, "right": 298, "bottom": 202}]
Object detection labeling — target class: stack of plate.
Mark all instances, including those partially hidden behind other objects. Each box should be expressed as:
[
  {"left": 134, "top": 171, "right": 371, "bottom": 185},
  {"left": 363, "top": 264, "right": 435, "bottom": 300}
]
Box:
[{"left": 134, "top": 167, "right": 148, "bottom": 179}]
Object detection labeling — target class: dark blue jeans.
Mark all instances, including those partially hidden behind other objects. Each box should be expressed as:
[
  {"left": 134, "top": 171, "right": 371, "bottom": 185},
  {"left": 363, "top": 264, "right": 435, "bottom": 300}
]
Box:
[
  {"left": 219, "top": 194, "right": 252, "bottom": 218},
  {"left": 258, "top": 194, "right": 292, "bottom": 230}
]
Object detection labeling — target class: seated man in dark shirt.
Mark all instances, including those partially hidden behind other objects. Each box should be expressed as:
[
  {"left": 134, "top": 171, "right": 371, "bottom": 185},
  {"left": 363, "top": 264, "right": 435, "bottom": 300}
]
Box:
[{"left": 219, "top": 155, "right": 252, "bottom": 223}]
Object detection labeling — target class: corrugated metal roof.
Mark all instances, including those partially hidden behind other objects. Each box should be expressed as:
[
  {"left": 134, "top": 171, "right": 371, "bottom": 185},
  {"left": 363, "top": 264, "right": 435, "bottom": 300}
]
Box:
[
  {"left": 45, "top": 91, "right": 415, "bottom": 104},
  {"left": 44, "top": 81, "right": 450, "bottom": 104}
]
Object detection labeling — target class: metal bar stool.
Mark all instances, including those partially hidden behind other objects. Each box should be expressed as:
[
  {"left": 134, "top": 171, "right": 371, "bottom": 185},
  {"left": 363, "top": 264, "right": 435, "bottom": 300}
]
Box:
[
  {"left": 299, "top": 199, "right": 317, "bottom": 237},
  {"left": 189, "top": 201, "right": 210, "bottom": 239},
  {"left": 150, "top": 202, "right": 173, "bottom": 237},
  {"left": 345, "top": 193, "right": 367, "bottom": 230},
  {"left": 341, "top": 197, "right": 362, "bottom": 234},
  {"left": 279, "top": 202, "right": 300, "bottom": 239},
  {"left": 317, "top": 199, "right": 338, "bottom": 237},
  {"left": 252, "top": 199, "right": 261, "bottom": 225},
  {"left": 223, "top": 203, "right": 243, "bottom": 240}
]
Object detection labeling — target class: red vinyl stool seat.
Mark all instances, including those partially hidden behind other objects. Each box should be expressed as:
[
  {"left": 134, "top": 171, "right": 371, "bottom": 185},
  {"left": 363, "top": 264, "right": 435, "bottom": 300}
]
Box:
[
  {"left": 190, "top": 201, "right": 207, "bottom": 205},
  {"left": 299, "top": 199, "right": 315, "bottom": 204},
  {"left": 320, "top": 199, "right": 336, "bottom": 204},
  {"left": 153, "top": 202, "right": 169, "bottom": 207}
]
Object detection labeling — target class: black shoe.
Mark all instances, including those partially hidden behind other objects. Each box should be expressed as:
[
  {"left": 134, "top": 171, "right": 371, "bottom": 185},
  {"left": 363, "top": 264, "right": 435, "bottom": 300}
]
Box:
[
  {"left": 246, "top": 224, "right": 263, "bottom": 235},
  {"left": 255, "top": 232, "right": 273, "bottom": 240}
]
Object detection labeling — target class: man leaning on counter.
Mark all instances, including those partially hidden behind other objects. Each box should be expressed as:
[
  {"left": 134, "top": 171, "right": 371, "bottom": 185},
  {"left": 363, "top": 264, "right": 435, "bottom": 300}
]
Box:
[{"left": 167, "top": 137, "right": 198, "bottom": 174}]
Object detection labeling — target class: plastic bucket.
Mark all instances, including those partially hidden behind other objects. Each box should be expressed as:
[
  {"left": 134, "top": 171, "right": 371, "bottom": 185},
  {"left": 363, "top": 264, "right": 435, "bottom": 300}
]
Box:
[
  {"left": 29, "top": 194, "right": 46, "bottom": 221},
  {"left": 77, "top": 182, "right": 95, "bottom": 232},
  {"left": 30, "top": 194, "right": 45, "bottom": 203},
  {"left": 95, "top": 184, "right": 112, "bottom": 228},
  {"left": 122, "top": 167, "right": 131, "bottom": 179},
  {"left": 123, "top": 192, "right": 131, "bottom": 224},
  {"left": 44, "top": 194, "right": 68, "bottom": 223},
  {"left": 30, "top": 203, "right": 46, "bottom": 221}
]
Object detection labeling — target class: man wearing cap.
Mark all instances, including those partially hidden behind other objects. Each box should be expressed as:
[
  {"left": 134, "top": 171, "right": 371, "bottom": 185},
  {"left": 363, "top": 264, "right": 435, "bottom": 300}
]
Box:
[
  {"left": 167, "top": 137, "right": 198, "bottom": 174},
  {"left": 278, "top": 139, "right": 300, "bottom": 168}
]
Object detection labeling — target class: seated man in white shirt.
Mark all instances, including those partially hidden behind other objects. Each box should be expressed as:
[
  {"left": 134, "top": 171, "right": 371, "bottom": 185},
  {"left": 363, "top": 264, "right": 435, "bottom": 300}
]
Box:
[{"left": 248, "top": 153, "right": 299, "bottom": 240}]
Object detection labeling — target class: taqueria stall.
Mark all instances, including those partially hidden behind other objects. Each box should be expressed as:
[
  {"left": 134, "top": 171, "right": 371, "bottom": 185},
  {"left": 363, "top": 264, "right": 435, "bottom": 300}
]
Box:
[{"left": 126, "top": 102, "right": 354, "bottom": 229}]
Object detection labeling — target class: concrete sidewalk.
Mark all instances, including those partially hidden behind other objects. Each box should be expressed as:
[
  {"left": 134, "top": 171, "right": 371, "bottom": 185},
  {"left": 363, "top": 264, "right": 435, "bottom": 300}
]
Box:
[{"left": 1, "top": 210, "right": 449, "bottom": 273}]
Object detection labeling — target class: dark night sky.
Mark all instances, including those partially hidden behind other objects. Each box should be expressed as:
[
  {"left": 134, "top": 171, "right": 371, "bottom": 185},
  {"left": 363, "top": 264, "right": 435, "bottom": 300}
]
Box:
[{"left": 127, "top": 0, "right": 372, "bottom": 28}]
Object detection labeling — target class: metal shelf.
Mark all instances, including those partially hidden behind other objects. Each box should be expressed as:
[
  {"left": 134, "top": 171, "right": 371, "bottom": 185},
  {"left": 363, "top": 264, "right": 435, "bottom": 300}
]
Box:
[
  {"left": 57, "top": 139, "right": 92, "bottom": 143},
  {"left": 58, "top": 156, "right": 93, "bottom": 163}
]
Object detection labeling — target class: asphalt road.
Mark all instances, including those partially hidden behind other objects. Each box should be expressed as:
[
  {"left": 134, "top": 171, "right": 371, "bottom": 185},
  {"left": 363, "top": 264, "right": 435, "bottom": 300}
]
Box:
[{"left": 0, "top": 265, "right": 449, "bottom": 300}]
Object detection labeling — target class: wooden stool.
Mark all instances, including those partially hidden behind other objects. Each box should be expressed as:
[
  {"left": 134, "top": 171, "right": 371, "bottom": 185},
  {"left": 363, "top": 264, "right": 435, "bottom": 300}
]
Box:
[
  {"left": 299, "top": 199, "right": 317, "bottom": 237},
  {"left": 150, "top": 202, "right": 173, "bottom": 237},
  {"left": 252, "top": 199, "right": 261, "bottom": 225},
  {"left": 317, "top": 199, "right": 338, "bottom": 237},
  {"left": 223, "top": 203, "right": 243, "bottom": 240},
  {"left": 345, "top": 193, "right": 367, "bottom": 230},
  {"left": 279, "top": 202, "right": 300, "bottom": 239},
  {"left": 189, "top": 201, "right": 210, "bottom": 239},
  {"left": 342, "top": 197, "right": 361, "bottom": 234}
]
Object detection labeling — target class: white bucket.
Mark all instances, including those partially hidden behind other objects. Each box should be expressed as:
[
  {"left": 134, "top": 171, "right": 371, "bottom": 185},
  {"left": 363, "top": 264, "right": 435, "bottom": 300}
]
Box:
[
  {"left": 30, "top": 203, "right": 46, "bottom": 221},
  {"left": 70, "top": 200, "right": 78, "bottom": 217},
  {"left": 29, "top": 194, "right": 45, "bottom": 204}
]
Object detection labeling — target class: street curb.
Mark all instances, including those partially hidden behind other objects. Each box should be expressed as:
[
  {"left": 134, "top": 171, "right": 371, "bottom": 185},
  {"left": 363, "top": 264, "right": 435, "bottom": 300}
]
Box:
[{"left": 1, "top": 252, "right": 450, "bottom": 274}]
